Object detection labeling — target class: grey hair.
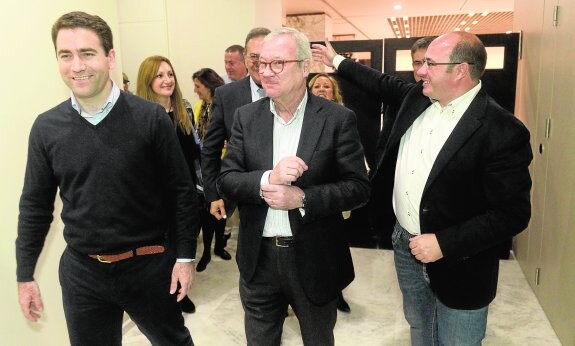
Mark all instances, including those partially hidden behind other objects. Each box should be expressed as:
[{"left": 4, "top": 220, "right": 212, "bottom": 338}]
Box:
[{"left": 264, "top": 27, "right": 312, "bottom": 65}]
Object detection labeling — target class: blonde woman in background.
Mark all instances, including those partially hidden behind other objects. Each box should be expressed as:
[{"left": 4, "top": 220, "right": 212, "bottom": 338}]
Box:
[
  {"left": 309, "top": 73, "right": 344, "bottom": 105},
  {"left": 137, "top": 55, "right": 200, "bottom": 314}
]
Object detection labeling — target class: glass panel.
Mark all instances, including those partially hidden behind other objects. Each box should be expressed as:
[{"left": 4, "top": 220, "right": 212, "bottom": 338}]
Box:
[
  {"left": 394, "top": 46, "right": 506, "bottom": 71},
  {"left": 311, "top": 51, "right": 372, "bottom": 73},
  {"left": 485, "top": 46, "right": 505, "bottom": 69},
  {"left": 395, "top": 50, "right": 413, "bottom": 71}
]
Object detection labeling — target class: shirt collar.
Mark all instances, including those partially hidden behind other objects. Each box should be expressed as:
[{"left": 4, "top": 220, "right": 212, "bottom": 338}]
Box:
[
  {"left": 431, "top": 80, "right": 482, "bottom": 113},
  {"left": 269, "top": 90, "right": 308, "bottom": 125},
  {"left": 70, "top": 80, "right": 121, "bottom": 117}
]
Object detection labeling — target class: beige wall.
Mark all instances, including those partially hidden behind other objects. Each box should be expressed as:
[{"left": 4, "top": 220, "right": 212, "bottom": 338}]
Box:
[
  {"left": 0, "top": 0, "right": 280, "bottom": 344},
  {"left": 513, "top": 0, "right": 575, "bottom": 344}
]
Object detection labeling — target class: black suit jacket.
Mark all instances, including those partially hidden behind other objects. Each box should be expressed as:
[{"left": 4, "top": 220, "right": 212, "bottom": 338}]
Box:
[
  {"left": 337, "top": 59, "right": 533, "bottom": 309},
  {"left": 202, "top": 76, "right": 252, "bottom": 204},
  {"left": 217, "top": 94, "right": 370, "bottom": 305}
]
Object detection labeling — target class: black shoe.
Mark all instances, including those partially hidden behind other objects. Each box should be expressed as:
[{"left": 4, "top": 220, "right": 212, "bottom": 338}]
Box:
[
  {"left": 196, "top": 255, "right": 211, "bottom": 272},
  {"left": 336, "top": 293, "right": 351, "bottom": 313},
  {"left": 214, "top": 248, "right": 232, "bottom": 260},
  {"left": 179, "top": 295, "right": 196, "bottom": 313}
]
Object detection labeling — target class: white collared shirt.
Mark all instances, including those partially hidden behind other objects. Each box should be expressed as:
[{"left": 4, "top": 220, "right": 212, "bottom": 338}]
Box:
[
  {"left": 249, "top": 76, "right": 266, "bottom": 102},
  {"left": 260, "top": 92, "right": 308, "bottom": 237},
  {"left": 393, "top": 81, "right": 482, "bottom": 235},
  {"left": 71, "top": 81, "right": 121, "bottom": 125}
]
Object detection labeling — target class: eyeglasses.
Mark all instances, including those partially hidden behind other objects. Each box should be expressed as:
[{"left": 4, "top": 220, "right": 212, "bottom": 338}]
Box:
[
  {"left": 258, "top": 59, "right": 303, "bottom": 74},
  {"left": 420, "top": 60, "right": 475, "bottom": 68}
]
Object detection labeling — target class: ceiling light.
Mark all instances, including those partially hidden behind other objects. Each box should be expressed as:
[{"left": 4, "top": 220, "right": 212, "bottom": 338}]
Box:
[
  {"left": 394, "top": 5, "right": 402, "bottom": 10},
  {"left": 468, "top": 12, "right": 475, "bottom": 17},
  {"left": 460, "top": 21, "right": 467, "bottom": 25},
  {"left": 506, "top": 30, "right": 512, "bottom": 34},
  {"left": 455, "top": 28, "right": 461, "bottom": 31},
  {"left": 403, "top": 17, "right": 408, "bottom": 21},
  {"left": 482, "top": 11, "right": 490, "bottom": 16},
  {"left": 465, "top": 27, "right": 471, "bottom": 31},
  {"left": 472, "top": 20, "right": 478, "bottom": 25}
]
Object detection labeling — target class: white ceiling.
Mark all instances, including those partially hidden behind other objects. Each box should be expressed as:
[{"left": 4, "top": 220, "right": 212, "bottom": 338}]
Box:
[{"left": 283, "top": 0, "right": 515, "bottom": 39}]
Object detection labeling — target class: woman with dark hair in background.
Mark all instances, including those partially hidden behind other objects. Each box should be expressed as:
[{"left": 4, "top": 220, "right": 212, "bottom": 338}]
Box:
[
  {"left": 191, "top": 68, "right": 230, "bottom": 272},
  {"left": 137, "top": 55, "right": 200, "bottom": 314}
]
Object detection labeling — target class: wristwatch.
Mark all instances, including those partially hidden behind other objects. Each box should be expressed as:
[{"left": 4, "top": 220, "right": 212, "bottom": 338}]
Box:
[{"left": 301, "top": 192, "right": 307, "bottom": 209}]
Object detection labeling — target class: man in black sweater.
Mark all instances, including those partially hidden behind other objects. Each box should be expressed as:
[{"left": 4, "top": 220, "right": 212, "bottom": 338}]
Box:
[{"left": 16, "top": 11, "right": 199, "bottom": 346}]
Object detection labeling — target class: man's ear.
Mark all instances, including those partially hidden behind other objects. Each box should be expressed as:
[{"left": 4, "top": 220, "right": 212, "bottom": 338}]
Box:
[{"left": 303, "top": 59, "right": 311, "bottom": 75}]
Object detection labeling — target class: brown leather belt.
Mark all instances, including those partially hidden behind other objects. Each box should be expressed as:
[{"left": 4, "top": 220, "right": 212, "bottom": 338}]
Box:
[{"left": 89, "top": 245, "right": 165, "bottom": 263}]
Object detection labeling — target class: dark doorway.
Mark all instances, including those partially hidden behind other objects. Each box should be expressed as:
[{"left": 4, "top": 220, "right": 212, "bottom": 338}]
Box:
[{"left": 309, "top": 39, "right": 388, "bottom": 248}]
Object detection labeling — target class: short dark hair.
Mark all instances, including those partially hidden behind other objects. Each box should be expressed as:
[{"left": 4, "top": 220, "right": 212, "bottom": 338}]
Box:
[
  {"left": 51, "top": 11, "right": 113, "bottom": 55},
  {"left": 449, "top": 32, "right": 487, "bottom": 80},
  {"left": 244, "top": 27, "right": 271, "bottom": 48},
  {"left": 192, "top": 68, "right": 225, "bottom": 97},
  {"left": 226, "top": 44, "right": 245, "bottom": 55},
  {"left": 225, "top": 45, "right": 245, "bottom": 61},
  {"left": 411, "top": 36, "right": 434, "bottom": 57}
]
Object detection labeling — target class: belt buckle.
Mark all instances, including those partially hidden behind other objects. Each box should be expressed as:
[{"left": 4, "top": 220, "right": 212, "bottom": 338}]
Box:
[
  {"left": 96, "top": 255, "right": 112, "bottom": 263},
  {"left": 275, "top": 237, "right": 289, "bottom": 248}
]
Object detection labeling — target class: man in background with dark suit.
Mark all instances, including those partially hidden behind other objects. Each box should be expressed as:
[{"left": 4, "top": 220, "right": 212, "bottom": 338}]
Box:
[
  {"left": 312, "top": 32, "right": 532, "bottom": 345},
  {"left": 217, "top": 28, "right": 370, "bottom": 345},
  {"left": 201, "top": 27, "right": 270, "bottom": 252}
]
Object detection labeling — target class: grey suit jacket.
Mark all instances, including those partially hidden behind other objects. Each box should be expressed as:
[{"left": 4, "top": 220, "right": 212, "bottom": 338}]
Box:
[
  {"left": 337, "top": 58, "right": 533, "bottom": 309},
  {"left": 217, "top": 93, "right": 370, "bottom": 304},
  {"left": 202, "top": 76, "right": 252, "bottom": 203}
]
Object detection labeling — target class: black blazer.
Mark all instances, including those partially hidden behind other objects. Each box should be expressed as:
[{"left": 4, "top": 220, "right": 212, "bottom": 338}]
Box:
[
  {"left": 338, "top": 59, "right": 533, "bottom": 309},
  {"left": 201, "top": 76, "right": 252, "bottom": 203},
  {"left": 217, "top": 94, "right": 370, "bottom": 305}
]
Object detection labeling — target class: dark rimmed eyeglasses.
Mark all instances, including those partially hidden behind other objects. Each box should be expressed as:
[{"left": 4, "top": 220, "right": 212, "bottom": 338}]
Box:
[
  {"left": 414, "top": 59, "right": 475, "bottom": 68},
  {"left": 257, "top": 59, "right": 303, "bottom": 74}
]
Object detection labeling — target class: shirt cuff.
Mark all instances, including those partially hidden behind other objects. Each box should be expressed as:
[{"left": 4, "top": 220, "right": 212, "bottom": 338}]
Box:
[
  {"left": 177, "top": 258, "right": 195, "bottom": 263},
  {"left": 260, "top": 170, "right": 272, "bottom": 197},
  {"left": 333, "top": 54, "right": 345, "bottom": 70}
]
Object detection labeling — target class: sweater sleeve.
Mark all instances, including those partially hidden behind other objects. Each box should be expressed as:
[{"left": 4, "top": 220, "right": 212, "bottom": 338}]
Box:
[
  {"left": 153, "top": 108, "right": 200, "bottom": 259},
  {"left": 16, "top": 119, "right": 58, "bottom": 282}
]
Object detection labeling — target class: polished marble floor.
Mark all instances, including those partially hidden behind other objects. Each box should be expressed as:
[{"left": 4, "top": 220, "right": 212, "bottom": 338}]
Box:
[{"left": 123, "top": 231, "right": 560, "bottom": 345}]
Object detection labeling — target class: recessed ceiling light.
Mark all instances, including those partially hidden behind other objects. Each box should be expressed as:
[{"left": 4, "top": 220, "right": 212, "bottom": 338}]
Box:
[
  {"left": 472, "top": 20, "right": 478, "bottom": 25},
  {"left": 455, "top": 27, "right": 461, "bottom": 31},
  {"left": 468, "top": 12, "right": 475, "bottom": 17},
  {"left": 465, "top": 27, "right": 471, "bottom": 31},
  {"left": 482, "top": 11, "right": 490, "bottom": 16},
  {"left": 460, "top": 21, "right": 467, "bottom": 25},
  {"left": 394, "top": 5, "right": 402, "bottom": 10},
  {"left": 403, "top": 16, "right": 408, "bottom": 21}
]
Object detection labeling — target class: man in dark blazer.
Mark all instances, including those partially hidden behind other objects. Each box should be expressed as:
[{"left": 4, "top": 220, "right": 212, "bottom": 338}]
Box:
[
  {"left": 217, "top": 28, "right": 370, "bottom": 345},
  {"left": 312, "top": 32, "right": 533, "bottom": 345},
  {"left": 202, "top": 27, "right": 270, "bottom": 222}
]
